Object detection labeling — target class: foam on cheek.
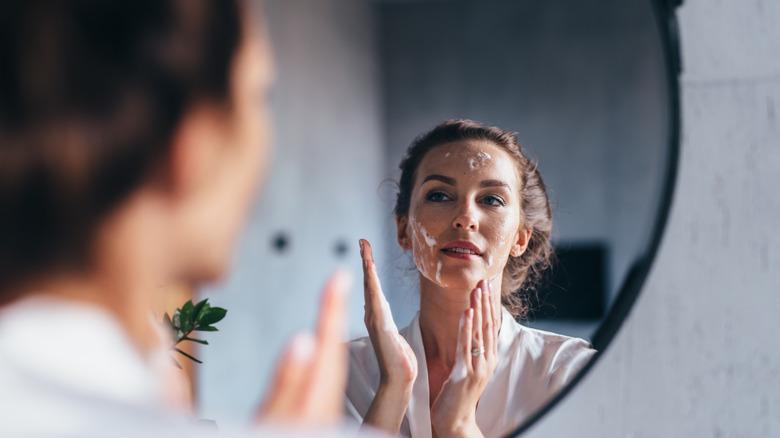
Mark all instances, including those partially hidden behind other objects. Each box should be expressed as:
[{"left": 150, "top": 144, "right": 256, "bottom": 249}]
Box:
[
  {"left": 449, "top": 313, "right": 469, "bottom": 382},
  {"left": 418, "top": 223, "right": 436, "bottom": 248},
  {"left": 409, "top": 216, "right": 447, "bottom": 286}
]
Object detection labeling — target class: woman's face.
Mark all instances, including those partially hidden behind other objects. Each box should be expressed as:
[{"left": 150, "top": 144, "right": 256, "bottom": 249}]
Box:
[
  {"left": 171, "top": 28, "right": 275, "bottom": 282},
  {"left": 398, "top": 140, "right": 530, "bottom": 291}
]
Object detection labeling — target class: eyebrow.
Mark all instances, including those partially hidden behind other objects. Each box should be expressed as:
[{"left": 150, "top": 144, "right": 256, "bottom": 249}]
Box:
[
  {"left": 421, "top": 174, "right": 455, "bottom": 185},
  {"left": 480, "top": 179, "right": 511, "bottom": 189},
  {"left": 421, "top": 175, "right": 511, "bottom": 190}
]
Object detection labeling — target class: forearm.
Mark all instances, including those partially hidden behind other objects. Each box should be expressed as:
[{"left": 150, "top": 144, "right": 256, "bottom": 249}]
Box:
[{"left": 362, "top": 382, "right": 413, "bottom": 435}]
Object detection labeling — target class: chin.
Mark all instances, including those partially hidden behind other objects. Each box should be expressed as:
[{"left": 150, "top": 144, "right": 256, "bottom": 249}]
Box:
[
  {"left": 425, "top": 271, "right": 481, "bottom": 292},
  {"left": 440, "top": 263, "right": 503, "bottom": 291}
]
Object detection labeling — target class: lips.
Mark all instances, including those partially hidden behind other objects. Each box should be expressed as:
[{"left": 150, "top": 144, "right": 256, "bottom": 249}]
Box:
[{"left": 441, "top": 241, "right": 482, "bottom": 257}]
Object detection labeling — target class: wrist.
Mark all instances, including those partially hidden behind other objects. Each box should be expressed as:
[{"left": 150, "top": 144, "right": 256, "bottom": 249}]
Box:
[
  {"left": 432, "top": 414, "right": 481, "bottom": 438},
  {"left": 363, "top": 381, "right": 413, "bottom": 435},
  {"left": 377, "top": 378, "right": 414, "bottom": 403}
]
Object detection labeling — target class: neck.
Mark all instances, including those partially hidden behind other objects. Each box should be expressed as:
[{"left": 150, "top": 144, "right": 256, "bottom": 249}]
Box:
[
  {"left": 16, "top": 189, "right": 175, "bottom": 359},
  {"left": 418, "top": 275, "right": 503, "bottom": 368}
]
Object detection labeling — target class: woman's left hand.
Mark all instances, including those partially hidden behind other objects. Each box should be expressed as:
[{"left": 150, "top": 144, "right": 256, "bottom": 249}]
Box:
[{"left": 430, "top": 279, "right": 499, "bottom": 438}]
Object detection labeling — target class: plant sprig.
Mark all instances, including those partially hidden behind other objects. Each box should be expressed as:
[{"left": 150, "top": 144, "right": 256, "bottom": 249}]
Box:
[{"left": 162, "top": 298, "right": 227, "bottom": 368}]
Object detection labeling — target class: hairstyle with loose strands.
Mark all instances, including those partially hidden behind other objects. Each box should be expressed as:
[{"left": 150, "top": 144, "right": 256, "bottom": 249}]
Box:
[
  {"left": 394, "top": 119, "right": 554, "bottom": 320},
  {"left": 0, "top": 0, "right": 244, "bottom": 302}
]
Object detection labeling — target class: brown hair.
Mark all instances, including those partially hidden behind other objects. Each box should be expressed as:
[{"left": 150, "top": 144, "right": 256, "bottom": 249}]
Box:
[
  {"left": 395, "top": 119, "right": 553, "bottom": 320},
  {"left": 0, "top": 0, "right": 244, "bottom": 299}
]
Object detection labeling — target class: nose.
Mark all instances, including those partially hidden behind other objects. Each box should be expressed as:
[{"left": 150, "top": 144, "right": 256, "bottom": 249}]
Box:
[{"left": 453, "top": 200, "right": 478, "bottom": 231}]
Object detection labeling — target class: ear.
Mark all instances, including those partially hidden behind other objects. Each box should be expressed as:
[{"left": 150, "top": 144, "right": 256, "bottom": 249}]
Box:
[
  {"left": 511, "top": 228, "right": 532, "bottom": 258},
  {"left": 167, "top": 104, "right": 226, "bottom": 198},
  {"left": 395, "top": 215, "right": 410, "bottom": 250}
]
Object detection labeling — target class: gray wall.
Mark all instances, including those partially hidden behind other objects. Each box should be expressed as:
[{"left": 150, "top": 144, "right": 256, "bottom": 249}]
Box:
[
  {"left": 197, "top": 0, "right": 385, "bottom": 423},
  {"left": 524, "top": 1, "right": 780, "bottom": 436}
]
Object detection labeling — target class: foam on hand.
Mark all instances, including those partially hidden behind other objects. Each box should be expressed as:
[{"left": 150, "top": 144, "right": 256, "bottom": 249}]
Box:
[
  {"left": 449, "top": 312, "right": 470, "bottom": 382},
  {"left": 379, "top": 291, "right": 398, "bottom": 333}
]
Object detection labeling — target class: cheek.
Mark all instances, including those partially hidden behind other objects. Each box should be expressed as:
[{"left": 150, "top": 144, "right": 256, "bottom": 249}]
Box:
[
  {"left": 408, "top": 214, "right": 446, "bottom": 285},
  {"left": 489, "top": 213, "right": 521, "bottom": 254},
  {"left": 239, "top": 102, "right": 273, "bottom": 188}
]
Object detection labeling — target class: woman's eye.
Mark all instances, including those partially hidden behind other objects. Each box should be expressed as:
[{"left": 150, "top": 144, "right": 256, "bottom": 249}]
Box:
[
  {"left": 483, "top": 195, "right": 506, "bottom": 206},
  {"left": 426, "top": 191, "right": 450, "bottom": 202}
]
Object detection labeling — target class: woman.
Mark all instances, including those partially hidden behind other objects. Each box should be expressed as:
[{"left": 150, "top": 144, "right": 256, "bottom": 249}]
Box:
[
  {"left": 347, "top": 119, "right": 596, "bottom": 437},
  {"left": 0, "top": 1, "right": 348, "bottom": 436}
]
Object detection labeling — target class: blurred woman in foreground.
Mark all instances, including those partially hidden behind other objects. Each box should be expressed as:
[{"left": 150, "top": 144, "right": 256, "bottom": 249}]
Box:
[{"left": 0, "top": 1, "right": 349, "bottom": 436}]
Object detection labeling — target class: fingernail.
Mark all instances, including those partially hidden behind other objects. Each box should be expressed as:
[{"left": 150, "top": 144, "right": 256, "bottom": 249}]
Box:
[
  {"left": 359, "top": 240, "right": 364, "bottom": 257},
  {"left": 330, "top": 269, "right": 353, "bottom": 297},
  {"left": 475, "top": 287, "right": 482, "bottom": 301},
  {"left": 290, "top": 332, "right": 316, "bottom": 362}
]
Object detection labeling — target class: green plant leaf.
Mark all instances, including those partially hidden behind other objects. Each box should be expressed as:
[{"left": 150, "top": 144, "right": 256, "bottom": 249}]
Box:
[
  {"left": 172, "top": 309, "right": 181, "bottom": 330},
  {"left": 195, "top": 302, "right": 211, "bottom": 325},
  {"left": 174, "top": 329, "right": 185, "bottom": 343},
  {"left": 195, "top": 326, "right": 218, "bottom": 332},
  {"left": 199, "top": 307, "right": 226, "bottom": 326},
  {"left": 174, "top": 347, "right": 202, "bottom": 364},
  {"left": 193, "top": 299, "right": 208, "bottom": 322},
  {"left": 180, "top": 300, "right": 195, "bottom": 333}
]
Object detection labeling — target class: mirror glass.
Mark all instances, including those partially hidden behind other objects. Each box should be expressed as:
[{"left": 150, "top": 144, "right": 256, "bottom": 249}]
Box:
[{"left": 198, "top": 0, "right": 678, "bottom": 434}]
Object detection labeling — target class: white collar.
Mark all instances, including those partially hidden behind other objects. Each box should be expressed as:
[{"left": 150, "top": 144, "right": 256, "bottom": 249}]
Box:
[{"left": 0, "top": 296, "right": 163, "bottom": 406}]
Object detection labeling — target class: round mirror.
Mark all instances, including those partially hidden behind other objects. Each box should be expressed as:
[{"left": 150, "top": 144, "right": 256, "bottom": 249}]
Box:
[{"left": 198, "top": 0, "right": 681, "bottom": 435}]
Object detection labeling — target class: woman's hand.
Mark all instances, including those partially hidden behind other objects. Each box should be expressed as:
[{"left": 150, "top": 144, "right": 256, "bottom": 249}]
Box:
[
  {"left": 360, "top": 239, "right": 418, "bottom": 434},
  {"left": 256, "top": 270, "right": 350, "bottom": 425},
  {"left": 430, "top": 280, "right": 499, "bottom": 438}
]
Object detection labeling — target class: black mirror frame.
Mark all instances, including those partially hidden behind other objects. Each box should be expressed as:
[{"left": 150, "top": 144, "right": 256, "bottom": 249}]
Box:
[{"left": 507, "top": 0, "right": 684, "bottom": 435}]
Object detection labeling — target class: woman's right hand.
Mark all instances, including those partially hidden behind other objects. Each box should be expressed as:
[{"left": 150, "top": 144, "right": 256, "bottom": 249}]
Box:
[{"left": 359, "top": 239, "right": 418, "bottom": 434}]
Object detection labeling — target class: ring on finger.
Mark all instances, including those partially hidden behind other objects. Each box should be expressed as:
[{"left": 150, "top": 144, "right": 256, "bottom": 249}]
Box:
[{"left": 471, "top": 346, "right": 485, "bottom": 356}]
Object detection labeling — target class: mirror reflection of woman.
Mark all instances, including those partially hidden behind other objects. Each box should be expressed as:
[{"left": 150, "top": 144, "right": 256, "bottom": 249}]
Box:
[{"left": 347, "top": 120, "right": 596, "bottom": 438}]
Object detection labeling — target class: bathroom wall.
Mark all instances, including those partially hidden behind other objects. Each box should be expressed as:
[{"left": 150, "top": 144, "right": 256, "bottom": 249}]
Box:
[{"left": 524, "top": 0, "right": 780, "bottom": 436}]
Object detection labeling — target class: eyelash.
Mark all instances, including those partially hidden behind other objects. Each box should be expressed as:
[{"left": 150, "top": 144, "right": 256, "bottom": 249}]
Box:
[
  {"left": 482, "top": 195, "right": 506, "bottom": 206},
  {"left": 426, "top": 191, "right": 451, "bottom": 202},
  {"left": 425, "top": 191, "right": 506, "bottom": 207}
]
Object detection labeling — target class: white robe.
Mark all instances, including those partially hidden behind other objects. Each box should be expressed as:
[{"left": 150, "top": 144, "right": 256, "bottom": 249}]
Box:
[
  {"left": 0, "top": 296, "right": 370, "bottom": 438},
  {"left": 346, "top": 307, "right": 595, "bottom": 437},
  {"left": 0, "top": 296, "right": 197, "bottom": 437}
]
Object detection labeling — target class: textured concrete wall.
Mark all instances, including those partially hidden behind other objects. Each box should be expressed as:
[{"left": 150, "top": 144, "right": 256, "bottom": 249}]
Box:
[{"left": 524, "top": 1, "right": 780, "bottom": 436}]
